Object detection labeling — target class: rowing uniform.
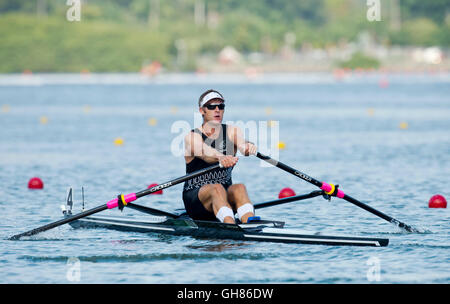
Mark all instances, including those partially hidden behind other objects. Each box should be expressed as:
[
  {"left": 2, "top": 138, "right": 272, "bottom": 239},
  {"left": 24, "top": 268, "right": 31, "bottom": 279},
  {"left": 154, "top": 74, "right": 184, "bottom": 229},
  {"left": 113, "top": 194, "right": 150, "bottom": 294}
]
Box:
[{"left": 183, "top": 124, "right": 236, "bottom": 221}]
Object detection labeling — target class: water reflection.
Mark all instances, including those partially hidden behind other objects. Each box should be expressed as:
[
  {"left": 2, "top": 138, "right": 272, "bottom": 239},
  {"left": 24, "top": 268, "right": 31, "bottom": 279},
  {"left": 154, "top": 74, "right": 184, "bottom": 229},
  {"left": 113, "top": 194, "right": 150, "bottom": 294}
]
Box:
[{"left": 186, "top": 241, "right": 250, "bottom": 252}]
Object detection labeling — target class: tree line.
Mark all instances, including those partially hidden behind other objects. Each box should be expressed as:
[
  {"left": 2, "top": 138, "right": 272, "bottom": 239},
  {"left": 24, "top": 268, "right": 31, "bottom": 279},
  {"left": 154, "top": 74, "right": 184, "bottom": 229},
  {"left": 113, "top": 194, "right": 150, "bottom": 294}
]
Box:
[{"left": 0, "top": 0, "right": 448, "bottom": 72}]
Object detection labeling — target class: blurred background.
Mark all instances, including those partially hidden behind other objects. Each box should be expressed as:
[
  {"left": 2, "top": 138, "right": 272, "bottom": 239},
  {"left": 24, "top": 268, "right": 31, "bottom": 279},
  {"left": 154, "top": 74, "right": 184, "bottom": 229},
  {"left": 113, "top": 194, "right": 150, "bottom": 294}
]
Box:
[{"left": 0, "top": 0, "right": 449, "bottom": 74}]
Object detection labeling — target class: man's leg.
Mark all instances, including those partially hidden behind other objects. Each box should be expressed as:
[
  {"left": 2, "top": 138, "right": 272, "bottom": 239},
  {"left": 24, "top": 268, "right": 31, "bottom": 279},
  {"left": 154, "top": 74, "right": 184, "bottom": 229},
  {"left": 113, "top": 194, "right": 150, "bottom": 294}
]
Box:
[
  {"left": 198, "top": 184, "right": 235, "bottom": 224},
  {"left": 227, "top": 184, "right": 254, "bottom": 223}
]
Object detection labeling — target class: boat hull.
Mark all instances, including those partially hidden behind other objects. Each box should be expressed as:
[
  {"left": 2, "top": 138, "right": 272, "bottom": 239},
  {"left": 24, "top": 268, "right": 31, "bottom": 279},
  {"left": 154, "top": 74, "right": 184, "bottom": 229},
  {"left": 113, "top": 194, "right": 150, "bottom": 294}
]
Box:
[{"left": 68, "top": 215, "right": 389, "bottom": 247}]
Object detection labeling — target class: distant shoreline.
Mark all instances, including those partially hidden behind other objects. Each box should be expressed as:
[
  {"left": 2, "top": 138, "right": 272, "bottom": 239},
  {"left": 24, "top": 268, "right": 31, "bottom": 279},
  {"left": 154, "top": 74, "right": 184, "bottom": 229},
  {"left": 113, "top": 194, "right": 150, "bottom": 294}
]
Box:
[{"left": 0, "top": 71, "right": 449, "bottom": 86}]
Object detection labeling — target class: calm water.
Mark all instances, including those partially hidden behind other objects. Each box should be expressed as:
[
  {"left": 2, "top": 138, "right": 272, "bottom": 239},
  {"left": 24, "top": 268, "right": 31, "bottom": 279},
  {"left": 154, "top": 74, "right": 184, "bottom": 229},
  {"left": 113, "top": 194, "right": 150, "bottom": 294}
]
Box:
[{"left": 0, "top": 73, "right": 449, "bottom": 283}]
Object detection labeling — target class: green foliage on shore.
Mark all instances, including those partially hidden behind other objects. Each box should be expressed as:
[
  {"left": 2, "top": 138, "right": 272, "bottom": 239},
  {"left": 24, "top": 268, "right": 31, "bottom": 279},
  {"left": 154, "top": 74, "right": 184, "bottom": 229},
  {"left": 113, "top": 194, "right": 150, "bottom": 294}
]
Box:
[
  {"left": 0, "top": 0, "right": 448, "bottom": 72},
  {"left": 0, "top": 13, "right": 170, "bottom": 72},
  {"left": 338, "top": 52, "right": 380, "bottom": 70}
]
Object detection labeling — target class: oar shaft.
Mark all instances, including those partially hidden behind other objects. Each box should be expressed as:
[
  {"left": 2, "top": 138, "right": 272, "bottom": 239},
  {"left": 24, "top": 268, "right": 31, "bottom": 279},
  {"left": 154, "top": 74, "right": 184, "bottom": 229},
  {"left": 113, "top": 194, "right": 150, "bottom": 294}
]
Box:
[
  {"left": 105, "top": 164, "right": 221, "bottom": 209},
  {"left": 9, "top": 205, "right": 107, "bottom": 240},
  {"left": 256, "top": 152, "right": 417, "bottom": 233},
  {"left": 127, "top": 203, "right": 178, "bottom": 218},
  {"left": 256, "top": 153, "right": 322, "bottom": 188},
  {"left": 343, "top": 194, "right": 414, "bottom": 231},
  {"left": 343, "top": 194, "right": 393, "bottom": 222},
  {"left": 254, "top": 191, "right": 323, "bottom": 209},
  {"left": 10, "top": 163, "right": 221, "bottom": 240},
  {"left": 136, "top": 164, "right": 220, "bottom": 197}
]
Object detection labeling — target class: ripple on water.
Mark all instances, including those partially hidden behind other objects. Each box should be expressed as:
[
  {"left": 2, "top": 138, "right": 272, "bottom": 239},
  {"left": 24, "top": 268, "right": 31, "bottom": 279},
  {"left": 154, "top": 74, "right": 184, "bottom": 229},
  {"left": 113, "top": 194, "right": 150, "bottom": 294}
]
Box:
[
  {"left": 19, "top": 251, "right": 280, "bottom": 263},
  {"left": 1, "top": 76, "right": 450, "bottom": 283}
]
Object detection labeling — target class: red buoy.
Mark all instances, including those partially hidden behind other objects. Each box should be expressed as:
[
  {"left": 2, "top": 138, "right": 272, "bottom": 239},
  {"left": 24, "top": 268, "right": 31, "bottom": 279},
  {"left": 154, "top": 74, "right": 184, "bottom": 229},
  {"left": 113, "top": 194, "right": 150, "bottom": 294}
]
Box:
[
  {"left": 28, "top": 177, "right": 44, "bottom": 189},
  {"left": 278, "top": 187, "right": 296, "bottom": 199},
  {"left": 379, "top": 78, "right": 389, "bottom": 88},
  {"left": 148, "top": 183, "right": 163, "bottom": 195},
  {"left": 428, "top": 195, "right": 447, "bottom": 208}
]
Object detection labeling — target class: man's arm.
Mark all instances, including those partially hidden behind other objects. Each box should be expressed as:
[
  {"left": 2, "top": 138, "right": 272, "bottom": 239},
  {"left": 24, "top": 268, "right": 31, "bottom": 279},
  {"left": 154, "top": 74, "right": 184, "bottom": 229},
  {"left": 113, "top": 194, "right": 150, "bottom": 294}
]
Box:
[
  {"left": 185, "top": 131, "right": 239, "bottom": 169},
  {"left": 185, "top": 132, "right": 223, "bottom": 163},
  {"left": 228, "top": 126, "right": 257, "bottom": 156}
]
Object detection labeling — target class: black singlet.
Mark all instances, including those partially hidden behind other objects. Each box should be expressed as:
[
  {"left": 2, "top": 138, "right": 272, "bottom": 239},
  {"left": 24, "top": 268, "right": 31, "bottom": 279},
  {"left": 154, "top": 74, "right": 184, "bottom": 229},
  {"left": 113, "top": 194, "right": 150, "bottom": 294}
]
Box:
[{"left": 182, "top": 124, "right": 236, "bottom": 220}]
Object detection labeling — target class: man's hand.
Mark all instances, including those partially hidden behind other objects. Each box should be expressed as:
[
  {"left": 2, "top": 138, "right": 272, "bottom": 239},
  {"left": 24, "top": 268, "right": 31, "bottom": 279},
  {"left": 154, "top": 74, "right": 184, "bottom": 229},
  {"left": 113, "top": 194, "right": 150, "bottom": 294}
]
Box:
[
  {"left": 219, "top": 155, "right": 239, "bottom": 168},
  {"left": 239, "top": 143, "right": 257, "bottom": 156}
]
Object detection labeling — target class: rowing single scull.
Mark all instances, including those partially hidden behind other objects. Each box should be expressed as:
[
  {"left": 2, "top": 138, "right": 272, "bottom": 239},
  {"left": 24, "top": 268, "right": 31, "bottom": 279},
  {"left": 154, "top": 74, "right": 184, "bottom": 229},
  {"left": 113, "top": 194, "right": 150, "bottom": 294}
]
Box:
[
  {"left": 61, "top": 189, "right": 389, "bottom": 247},
  {"left": 10, "top": 153, "right": 415, "bottom": 244}
]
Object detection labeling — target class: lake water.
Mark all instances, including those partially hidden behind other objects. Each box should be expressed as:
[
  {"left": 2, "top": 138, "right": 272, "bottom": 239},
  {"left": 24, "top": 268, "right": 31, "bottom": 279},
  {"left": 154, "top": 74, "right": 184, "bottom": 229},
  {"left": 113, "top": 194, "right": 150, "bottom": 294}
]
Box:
[{"left": 0, "top": 72, "right": 449, "bottom": 283}]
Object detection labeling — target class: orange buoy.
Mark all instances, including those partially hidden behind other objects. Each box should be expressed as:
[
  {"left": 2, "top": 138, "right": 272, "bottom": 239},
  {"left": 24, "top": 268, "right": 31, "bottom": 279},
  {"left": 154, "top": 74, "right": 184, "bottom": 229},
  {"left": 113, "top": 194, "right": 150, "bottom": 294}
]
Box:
[
  {"left": 333, "top": 68, "right": 346, "bottom": 80},
  {"left": 28, "top": 177, "right": 44, "bottom": 189},
  {"left": 278, "top": 187, "right": 295, "bottom": 199},
  {"left": 148, "top": 183, "right": 163, "bottom": 195},
  {"left": 428, "top": 195, "right": 447, "bottom": 208}
]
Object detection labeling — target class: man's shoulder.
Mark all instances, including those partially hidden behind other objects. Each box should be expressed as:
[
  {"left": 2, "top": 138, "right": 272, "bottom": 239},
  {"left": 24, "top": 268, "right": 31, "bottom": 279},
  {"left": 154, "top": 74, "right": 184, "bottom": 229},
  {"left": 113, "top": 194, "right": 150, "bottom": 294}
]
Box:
[{"left": 185, "top": 129, "right": 202, "bottom": 140}]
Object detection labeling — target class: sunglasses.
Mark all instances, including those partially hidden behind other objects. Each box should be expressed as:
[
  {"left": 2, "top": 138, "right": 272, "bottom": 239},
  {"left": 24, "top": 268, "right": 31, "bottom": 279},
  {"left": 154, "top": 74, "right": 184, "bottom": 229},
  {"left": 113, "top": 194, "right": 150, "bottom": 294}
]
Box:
[{"left": 204, "top": 103, "right": 225, "bottom": 110}]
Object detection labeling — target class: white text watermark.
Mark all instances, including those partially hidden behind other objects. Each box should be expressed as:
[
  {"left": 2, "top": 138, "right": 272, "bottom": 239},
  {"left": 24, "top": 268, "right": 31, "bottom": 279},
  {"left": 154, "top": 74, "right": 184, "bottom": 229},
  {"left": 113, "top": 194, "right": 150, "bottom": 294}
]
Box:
[
  {"left": 66, "top": 0, "right": 81, "bottom": 22},
  {"left": 366, "top": 256, "right": 381, "bottom": 282},
  {"left": 367, "top": 0, "right": 381, "bottom": 22},
  {"left": 66, "top": 257, "right": 81, "bottom": 282},
  {"left": 170, "top": 114, "right": 280, "bottom": 166}
]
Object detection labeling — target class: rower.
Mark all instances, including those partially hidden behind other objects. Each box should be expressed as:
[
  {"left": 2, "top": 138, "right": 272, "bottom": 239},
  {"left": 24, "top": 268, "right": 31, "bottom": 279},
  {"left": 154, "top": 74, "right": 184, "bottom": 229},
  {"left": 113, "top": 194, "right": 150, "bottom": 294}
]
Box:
[{"left": 183, "top": 89, "right": 258, "bottom": 224}]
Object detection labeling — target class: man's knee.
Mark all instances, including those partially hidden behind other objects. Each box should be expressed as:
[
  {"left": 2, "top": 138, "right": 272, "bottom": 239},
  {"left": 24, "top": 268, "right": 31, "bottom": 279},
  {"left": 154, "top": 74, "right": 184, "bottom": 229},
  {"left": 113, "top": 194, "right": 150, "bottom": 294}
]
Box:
[
  {"left": 210, "top": 183, "right": 227, "bottom": 196},
  {"left": 230, "top": 183, "right": 247, "bottom": 193},
  {"left": 201, "top": 183, "right": 226, "bottom": 196}
]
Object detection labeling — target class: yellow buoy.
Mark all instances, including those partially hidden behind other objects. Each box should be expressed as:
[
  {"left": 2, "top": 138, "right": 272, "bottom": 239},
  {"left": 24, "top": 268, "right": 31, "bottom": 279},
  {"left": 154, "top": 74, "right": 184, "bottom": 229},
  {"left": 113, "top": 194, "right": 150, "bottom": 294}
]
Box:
[
  {"left": 268, "top": 120, "right": 277, "bottom": 128},
  {"left": 277, "top": 141, "right": 286, "bottom": 150},
  {"left": 83, "top": 105, "right": 92, "bottom": 113},
  {"left": 265, "top": 107, "right": 273, "bottom": 115},
  {"left": 114, "top": 137, "right": 124, "bottom": 146},
  {"left": 39, "top": 116, "right": 48, "bottom": 125},
  {"left": 399, "top": 122, "right": 408, "bottom": 130},
  {"left": 367, "top": 108, "right": 375, "bottom": 116},
  {"left": 1, "top": 104, "right": 10, "bottom": 113},
  {"left": 170, "top": 106, "right": 178, "bottom": 114},
  {"left": 148, "top": 118, "right": 158, "bottom": 126}
]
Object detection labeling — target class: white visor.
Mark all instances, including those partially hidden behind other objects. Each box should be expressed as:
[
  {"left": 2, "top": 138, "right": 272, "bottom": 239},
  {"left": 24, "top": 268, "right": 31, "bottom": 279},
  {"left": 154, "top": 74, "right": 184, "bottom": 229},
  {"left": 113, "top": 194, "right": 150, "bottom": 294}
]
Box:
[{"left": 200, "top": 92, "right": 224, "bottom": 107}]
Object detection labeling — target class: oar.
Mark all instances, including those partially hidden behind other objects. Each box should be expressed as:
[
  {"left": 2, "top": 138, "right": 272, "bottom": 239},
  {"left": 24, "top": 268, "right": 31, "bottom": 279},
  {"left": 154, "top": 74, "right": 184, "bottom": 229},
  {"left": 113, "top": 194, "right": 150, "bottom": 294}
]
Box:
[
  {"left": 9, "top": 164, "right": 221, "bottom": 240},
  {"left": 254, "top": 190, "right": 324, "bottom": 209},
  {"left": 127, "top": 203, "right": 178, "bottom": 219},
  {"left": 256, "top": 152, "right": 418, "bottom": 233}
]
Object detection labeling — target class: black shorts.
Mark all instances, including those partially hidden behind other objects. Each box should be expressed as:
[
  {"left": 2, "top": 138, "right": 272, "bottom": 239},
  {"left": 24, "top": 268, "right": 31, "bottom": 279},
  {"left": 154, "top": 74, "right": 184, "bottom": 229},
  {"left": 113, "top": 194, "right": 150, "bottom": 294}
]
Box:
[
  {"left": 182, "top": 184, "right": 231, "bottom": 221},
  {"left": 182, "top": 188, "right": 217, "bottom": 221}
]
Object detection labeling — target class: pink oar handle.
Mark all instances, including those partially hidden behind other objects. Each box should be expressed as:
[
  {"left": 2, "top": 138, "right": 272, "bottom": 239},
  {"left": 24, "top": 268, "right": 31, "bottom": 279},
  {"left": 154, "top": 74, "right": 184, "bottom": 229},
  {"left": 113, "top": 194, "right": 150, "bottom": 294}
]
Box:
[
  {"left": 320, "top": 182, "right": 345, "bottom": 198},
  {"left": 106, "top": 193, "right": 137, "bottom": 209}
]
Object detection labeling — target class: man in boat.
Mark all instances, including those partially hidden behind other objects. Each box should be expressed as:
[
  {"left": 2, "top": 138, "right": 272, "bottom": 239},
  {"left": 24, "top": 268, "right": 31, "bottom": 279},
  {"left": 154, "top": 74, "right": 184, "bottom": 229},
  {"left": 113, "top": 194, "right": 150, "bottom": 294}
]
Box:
[{"left": 183, "top": 89, "right": 257, "bottom": 224}]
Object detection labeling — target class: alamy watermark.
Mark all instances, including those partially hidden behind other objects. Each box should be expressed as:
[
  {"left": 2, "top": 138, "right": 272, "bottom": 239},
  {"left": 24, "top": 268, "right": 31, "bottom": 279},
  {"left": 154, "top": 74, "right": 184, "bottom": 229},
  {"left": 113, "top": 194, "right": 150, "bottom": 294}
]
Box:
[
  {"left": 366, "top": 256, "right": 381, "bottom": 282},
  {"left": 66, "top": 257, "right": 81, "bottom": 282},
  {"left": 66, "top": 0, "right": 81, "bottom": 22},
  {"left": 366, "top": 0, "right": 381, "bottom": 22},
  {"left": 170, "top": 113, "right": 280, "bottom": 167}
]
